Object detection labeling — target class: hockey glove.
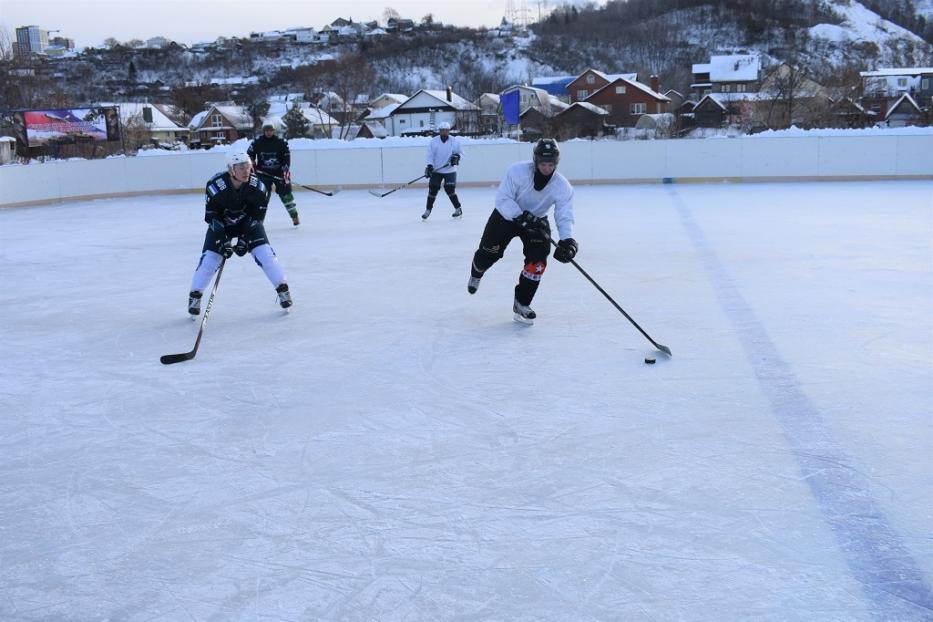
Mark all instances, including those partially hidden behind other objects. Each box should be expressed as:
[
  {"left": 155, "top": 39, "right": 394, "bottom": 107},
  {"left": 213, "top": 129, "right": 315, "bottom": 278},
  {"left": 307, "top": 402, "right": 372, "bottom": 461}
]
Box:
[
  {"left": 553, "top": 238, "right": 578, "bottom": 263},
  {"left": 424, "top": 164, "right": 434, "bottom": 177},
  {"left": 282, "top": 167, "right": 291, "bottom": 184},
  {"left": 517, "top": 211, "right": 548, "bottom": 234},
  {"left": 450, "top": 154, "right": 461, "bottom": 166},
  {"left": 234, "top": 237, "right": 249, "bottom": 257},
  {"left": 221, "top": 242, "right": 234, "bottom": 259}
]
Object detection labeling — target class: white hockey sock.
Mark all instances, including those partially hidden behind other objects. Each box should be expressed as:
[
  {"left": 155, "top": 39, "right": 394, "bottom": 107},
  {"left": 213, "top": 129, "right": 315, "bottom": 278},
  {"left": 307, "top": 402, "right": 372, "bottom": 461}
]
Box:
[
  {"left": 190, "top": 251, "right": 223, "bottom": 292},
  {"left": 251, "top": 243, "right": 286, "bottom": 287}
]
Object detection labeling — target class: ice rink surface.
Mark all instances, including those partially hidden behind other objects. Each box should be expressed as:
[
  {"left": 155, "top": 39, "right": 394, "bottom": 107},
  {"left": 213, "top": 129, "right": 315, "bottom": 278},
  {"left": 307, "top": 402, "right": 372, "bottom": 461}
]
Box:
[{"left": 2, "top": 180, "right": 932, "bottom": 621}]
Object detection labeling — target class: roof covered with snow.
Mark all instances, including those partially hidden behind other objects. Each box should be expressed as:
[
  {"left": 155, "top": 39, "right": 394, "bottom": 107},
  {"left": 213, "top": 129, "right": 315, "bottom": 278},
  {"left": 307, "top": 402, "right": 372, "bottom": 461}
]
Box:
[{"left": 693, "top": 54, "right": 761, "bottom": 82}]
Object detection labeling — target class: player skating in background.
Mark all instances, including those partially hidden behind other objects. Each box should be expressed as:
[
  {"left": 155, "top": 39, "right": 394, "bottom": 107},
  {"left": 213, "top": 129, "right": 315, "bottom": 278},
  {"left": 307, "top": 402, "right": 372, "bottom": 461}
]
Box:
[
  {"left": 248, "top": 123, "right": 300, "bottom": 226},
  {"left": 466, "top": 138, "right": 578, "bottom": 324},
  {"left": 422, "top": 121, "right": 463, "bottom": 220},
  {"left": 187, "top": 151, "right": 292, "bottom": 315}
]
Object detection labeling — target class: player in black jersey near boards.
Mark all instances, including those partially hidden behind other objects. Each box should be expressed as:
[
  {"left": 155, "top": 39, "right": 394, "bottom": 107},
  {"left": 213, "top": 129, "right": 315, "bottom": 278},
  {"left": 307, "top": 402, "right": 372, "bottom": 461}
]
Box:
[
  {"left": 186, "top": 151, "right": 293, "bottom": 315},
  {"left": 248, "top": 123, "right": 300, "bottom": 226}
]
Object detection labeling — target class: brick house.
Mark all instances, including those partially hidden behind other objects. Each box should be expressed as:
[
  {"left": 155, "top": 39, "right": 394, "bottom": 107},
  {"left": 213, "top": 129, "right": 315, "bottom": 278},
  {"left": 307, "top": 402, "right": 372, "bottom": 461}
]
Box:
[
  {"left": 566, "top": 68, "right": 638, "bottom": 103},
  {"left": 582, "top": 75, "right": 671, "bottom": 127},
  {"left": 189, "top": 103, "right": 252, "bottom": 145}
]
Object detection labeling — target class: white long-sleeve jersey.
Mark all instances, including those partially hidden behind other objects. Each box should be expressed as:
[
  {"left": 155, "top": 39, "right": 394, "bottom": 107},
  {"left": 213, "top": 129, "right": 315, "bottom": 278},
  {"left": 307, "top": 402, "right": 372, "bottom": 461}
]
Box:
[
  {"left": 425, "top": 135, "right": 463, "bottom": 174},
  {"left": 495, "top": 161, "right": 575, "bottom": 240}
]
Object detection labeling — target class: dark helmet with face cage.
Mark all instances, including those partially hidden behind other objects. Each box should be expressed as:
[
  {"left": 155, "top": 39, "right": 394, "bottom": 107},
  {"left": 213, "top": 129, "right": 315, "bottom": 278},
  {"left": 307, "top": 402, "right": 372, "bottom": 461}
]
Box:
[{"left": 533, "top": 138, "right": 560, "bottom": 166}]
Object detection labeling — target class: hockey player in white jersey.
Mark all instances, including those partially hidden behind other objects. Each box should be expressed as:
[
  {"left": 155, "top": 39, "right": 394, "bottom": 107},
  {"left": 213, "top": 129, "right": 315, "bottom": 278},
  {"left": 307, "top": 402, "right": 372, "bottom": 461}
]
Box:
[
  {"left": 466, "top": 138, "right": 578, "bottom": 324},
  {"left": 422, "top": 121, "right": 463, "bottom": 220}
]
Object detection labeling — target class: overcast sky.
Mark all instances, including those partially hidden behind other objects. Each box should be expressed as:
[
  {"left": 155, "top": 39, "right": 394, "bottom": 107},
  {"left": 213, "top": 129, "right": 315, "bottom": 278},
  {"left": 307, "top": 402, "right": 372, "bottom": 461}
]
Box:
[{"left": 0, "top": 0, "right": 552, "bottom": 47}]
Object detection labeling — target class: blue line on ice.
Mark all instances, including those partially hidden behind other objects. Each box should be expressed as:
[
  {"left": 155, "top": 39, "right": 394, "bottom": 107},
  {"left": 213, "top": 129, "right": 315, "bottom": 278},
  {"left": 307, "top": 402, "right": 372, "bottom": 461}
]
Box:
[{"left": 668, "top": 187, "right": 933, "bottom": 615}]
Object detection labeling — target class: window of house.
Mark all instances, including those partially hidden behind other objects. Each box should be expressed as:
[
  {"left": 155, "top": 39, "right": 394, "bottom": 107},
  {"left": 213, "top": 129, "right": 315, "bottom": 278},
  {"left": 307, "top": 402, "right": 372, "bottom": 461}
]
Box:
[
  {"left": 615, "top": 86, "right": 626, "bottom": 94},
  {"left": 722, "top": 84, "right": 731, "bottom": 92},
  {"left": 897, "top": 77, "right": 907, "bottom": 87},
  {"left": 923, "top": 78, "right": 929, "bottom": 90},
  {"left": 577, "top": 89, "right": 588, "bottom": 99},
  {"left": 737, "top": 84, "right": 747, "bottom": 92},
  {"left": 630, "top": 102, "right": 646, "bottom": 114},
  {"left": 586, "top": 74, "right": 595, "bottom": 84},
  {"left": 419, "top": 120, "right": 424, "bottom": 127},
  {"left": 210, "top": 114, "right": 223, "bottom": 127}
]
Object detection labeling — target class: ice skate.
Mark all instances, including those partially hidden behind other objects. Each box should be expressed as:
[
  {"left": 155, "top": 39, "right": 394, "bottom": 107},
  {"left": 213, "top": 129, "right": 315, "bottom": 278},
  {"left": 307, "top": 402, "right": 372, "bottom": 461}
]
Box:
[
  {"left": 513, "top": 299, "right": 536, "bottom": 325},
  {"left": 452, "top": 206, "right": 462, "bottom": 218},
  {"left": 276, "top": 283, "right": 293, "bottom": 310},
  {"left": 188, "top": 290, "right": 202, "bottom": 317},
  {"left": 467, "top": 276, "right": 481, "bottom": 294},
  {"left": 421, "top": 208, "right": 432, "bottom": 221}
]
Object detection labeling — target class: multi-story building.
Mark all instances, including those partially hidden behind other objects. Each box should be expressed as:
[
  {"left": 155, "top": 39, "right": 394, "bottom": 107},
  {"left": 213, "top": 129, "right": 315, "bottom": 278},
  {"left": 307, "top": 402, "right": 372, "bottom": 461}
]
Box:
[{"left": 15, "top": 25, "right": 49, "bottom": 56}]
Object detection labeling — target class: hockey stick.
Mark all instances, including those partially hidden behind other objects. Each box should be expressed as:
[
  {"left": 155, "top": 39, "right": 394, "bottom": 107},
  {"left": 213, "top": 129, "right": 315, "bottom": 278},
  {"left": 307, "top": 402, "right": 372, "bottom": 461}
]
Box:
[
  {"left": 548, "top": 236, "right": 672, "bottom": 357},
  {"left": 160, "top": 257, "right": 226, "bottom": 365},
  {"left": 262, "top": 172, "right": 338, "bottom": 196},
  {"left": 368, "top": 157, "right": 454, "bottom": 198},
  {"left": 368, "top": 173, "right": 428, "bottom": 198}
]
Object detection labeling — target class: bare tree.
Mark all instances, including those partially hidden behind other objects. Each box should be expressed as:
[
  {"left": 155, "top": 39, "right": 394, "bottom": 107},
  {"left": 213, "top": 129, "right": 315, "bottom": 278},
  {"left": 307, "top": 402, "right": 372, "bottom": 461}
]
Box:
[
  {"left": 382, "top": 7, "right": 401, "bottom": 25},
  {"left": 0, "top": 27, "right": 14, "bottom": 60},
  {"left": 319, "top": 53, "right": 375, "bottom": 139}
]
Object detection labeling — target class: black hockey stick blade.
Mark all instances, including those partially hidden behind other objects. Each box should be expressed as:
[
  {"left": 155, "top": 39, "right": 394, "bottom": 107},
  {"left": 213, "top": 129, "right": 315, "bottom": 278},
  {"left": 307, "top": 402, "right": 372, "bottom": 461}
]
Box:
[{"left": 160, "top": 351, "right": 195, "bottom": 365}]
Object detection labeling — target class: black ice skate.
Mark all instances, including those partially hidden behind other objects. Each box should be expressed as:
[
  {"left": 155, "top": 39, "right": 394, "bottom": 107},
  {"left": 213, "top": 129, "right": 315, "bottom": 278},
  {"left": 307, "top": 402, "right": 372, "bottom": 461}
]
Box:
[
  {"left": 513, "top": 299, "right": 536, "bottom": 325},
  {"left": 188, "top": 290, "right": 202, "bottom": 316},
  {"left": 452, "top": 206, "right": 462, "bottom": 218},
  {"left": 467, "top": 276, "right": 481, "bottom": 294},
  {"left": 276, "top": 283, "right": 293, "bottom": 309},
  {"left": 421, "top": 208, "right": 432, "bottom": 220},
  {"left": 291, "top": 214, "right": 300, "bottom": 226}
]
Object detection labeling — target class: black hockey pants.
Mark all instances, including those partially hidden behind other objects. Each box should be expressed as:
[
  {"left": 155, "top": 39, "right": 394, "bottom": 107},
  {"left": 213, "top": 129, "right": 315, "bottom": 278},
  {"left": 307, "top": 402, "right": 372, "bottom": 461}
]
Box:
[{"left": 471, "top": 209, "right": 550, "bottom": 306}]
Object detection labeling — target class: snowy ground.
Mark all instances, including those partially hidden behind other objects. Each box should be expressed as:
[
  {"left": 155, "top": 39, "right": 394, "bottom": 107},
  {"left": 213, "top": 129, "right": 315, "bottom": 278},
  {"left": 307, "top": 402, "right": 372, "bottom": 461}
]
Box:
[{"left": 2, "top": 180, "right": 932, "bottom": 621}]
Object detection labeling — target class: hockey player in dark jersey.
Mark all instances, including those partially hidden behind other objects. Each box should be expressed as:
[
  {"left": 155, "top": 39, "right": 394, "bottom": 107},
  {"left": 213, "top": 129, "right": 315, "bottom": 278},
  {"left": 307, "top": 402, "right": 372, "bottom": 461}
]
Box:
[
  {"left": 247, "top": 123, "right": 300, "bottom": 226},
  {"left": 466, "top": 138, "right": 578, "bottom": 325},
  {"left": 187, "top": 151, "right": 293, "bottom": 315}
]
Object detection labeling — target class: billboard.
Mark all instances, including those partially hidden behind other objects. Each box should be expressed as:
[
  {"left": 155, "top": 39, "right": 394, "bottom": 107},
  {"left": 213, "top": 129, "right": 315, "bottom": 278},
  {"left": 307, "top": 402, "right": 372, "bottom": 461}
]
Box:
[{"left": 17, "top": 107, "right": 121, "bottom": 146}]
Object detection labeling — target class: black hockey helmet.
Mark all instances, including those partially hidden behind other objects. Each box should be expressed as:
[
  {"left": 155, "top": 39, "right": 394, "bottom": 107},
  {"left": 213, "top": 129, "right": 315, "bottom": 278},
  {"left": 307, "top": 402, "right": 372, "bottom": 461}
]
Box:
[{"left": 533, "top": 138, "right": 560, "bottom": 166}]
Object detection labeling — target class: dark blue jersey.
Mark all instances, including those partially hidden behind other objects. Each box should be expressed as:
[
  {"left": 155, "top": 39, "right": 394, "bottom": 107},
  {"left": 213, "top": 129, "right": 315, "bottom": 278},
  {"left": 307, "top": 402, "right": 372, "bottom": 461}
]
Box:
[
  {"left": 204, "top": 172, "right": 267, "bottom": 225},
  {"left": 247, "top": 135, "right": 291, "bottom": 175}
]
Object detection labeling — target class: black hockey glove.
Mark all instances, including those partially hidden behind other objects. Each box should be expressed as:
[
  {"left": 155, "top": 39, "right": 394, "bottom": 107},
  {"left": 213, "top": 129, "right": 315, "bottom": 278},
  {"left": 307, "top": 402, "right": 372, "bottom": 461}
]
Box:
[
  {"left": 234, "top": 237, "right": 249, "bottom": 257},
  {"left": 450, "top": 154, "right": 461, "bottom": 166},
  {"left": 221, "top": 242, "right": 234, "bottom": 259},
  {"left": 553, "top": 238, "right": 578, "bottom": 263},
  {"left": 424, "top": 164, "right": 434, "bottom": 177},
  {"left": 517, "top": 211, "right": 548, "bottom": 234}
]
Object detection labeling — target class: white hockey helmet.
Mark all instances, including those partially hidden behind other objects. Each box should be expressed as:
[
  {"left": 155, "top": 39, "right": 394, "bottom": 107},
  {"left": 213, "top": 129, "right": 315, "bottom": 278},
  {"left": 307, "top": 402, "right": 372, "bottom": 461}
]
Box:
[
  {"left": 438, "top": 121, "right": 451, "bottom": 131},
  {"left": 226, "top": 150, "right": 251, "bottom": 168}
]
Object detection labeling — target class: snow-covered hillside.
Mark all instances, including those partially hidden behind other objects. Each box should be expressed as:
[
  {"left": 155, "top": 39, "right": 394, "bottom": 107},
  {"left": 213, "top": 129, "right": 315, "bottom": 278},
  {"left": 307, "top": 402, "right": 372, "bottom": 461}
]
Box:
[{"left": 809, "top": 0, "right": 931, "bottom": 66}]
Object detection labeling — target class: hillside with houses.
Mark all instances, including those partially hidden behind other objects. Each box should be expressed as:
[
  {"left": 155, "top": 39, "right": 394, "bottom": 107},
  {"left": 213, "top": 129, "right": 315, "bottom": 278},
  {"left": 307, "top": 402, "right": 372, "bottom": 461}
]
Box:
[{"left": 1, "top": 0, "right": 932, "bottom": 161}]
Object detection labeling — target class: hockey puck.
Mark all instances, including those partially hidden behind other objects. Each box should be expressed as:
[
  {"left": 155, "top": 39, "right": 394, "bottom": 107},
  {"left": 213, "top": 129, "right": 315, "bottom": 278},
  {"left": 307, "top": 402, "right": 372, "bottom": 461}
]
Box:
[{"left": 644, "top": 356, "right": 656, "bottom": 364}]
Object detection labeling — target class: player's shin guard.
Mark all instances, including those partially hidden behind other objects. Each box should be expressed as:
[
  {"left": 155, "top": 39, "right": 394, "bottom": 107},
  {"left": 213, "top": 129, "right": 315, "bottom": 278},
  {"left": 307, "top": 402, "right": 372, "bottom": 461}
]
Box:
[
  {"left": 444, "top": 184, "right": 460, "bottom": 208},
  {"left": 251, "top": 243, "right": 286, "bottom": 287},
  {"left": 515, "top": 260, "right": 546, "bottom": 306},
  {"left": 282, "top": 192, "right": 299, "bottom": 224},
  {"left": 191, "top": 250, "right": 224, "bottom": 293}
]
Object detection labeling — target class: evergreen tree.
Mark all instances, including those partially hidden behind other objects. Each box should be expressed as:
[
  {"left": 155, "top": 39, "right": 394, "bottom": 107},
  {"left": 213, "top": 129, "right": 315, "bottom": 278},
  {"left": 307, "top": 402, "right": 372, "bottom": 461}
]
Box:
[{"left": 283, "top": 105, "right": 310, "bottom": 139}]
